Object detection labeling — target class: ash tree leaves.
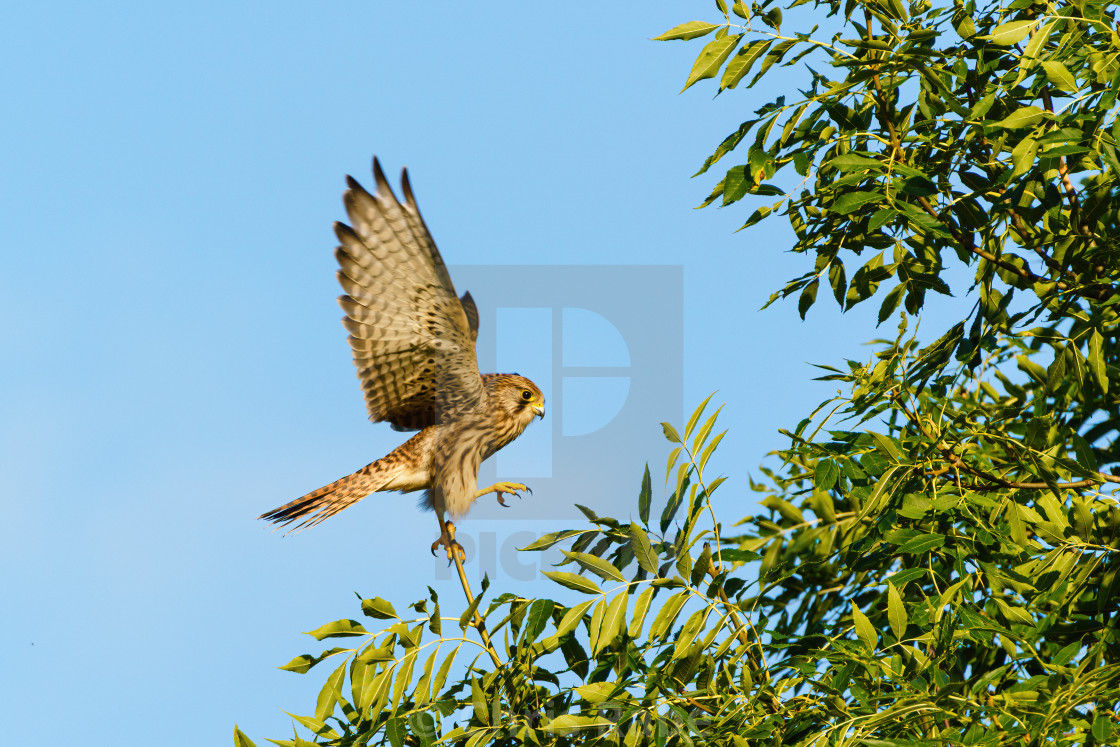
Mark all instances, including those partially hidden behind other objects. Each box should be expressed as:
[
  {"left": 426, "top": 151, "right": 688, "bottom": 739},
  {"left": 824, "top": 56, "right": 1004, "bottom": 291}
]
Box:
[{"left": 650, "top": 0, "right": 1119, "bottom": 741}]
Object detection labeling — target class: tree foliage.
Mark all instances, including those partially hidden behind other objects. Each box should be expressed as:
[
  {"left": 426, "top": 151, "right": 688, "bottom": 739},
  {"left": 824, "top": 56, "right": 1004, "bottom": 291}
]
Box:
[{"left": 238, "top": 0, "right": 1120, "bottom": 744}]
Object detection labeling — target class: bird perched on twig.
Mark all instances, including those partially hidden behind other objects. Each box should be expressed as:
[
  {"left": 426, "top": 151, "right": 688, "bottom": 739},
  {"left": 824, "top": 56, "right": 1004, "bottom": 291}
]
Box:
[{"left": 259, "top": 158, "right": 545, "bottom": 560}]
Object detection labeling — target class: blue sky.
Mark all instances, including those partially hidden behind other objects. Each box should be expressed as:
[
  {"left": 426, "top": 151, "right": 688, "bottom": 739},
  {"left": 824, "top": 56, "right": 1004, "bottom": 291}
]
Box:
[{"left": 1, "top": 3, "right": 969, "bottom": 744}]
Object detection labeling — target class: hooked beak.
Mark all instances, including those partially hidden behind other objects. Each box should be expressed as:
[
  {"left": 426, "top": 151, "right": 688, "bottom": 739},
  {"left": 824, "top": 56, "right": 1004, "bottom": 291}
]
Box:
[{"left": 532, "top": 404, "right": 546, "bottom": 419}]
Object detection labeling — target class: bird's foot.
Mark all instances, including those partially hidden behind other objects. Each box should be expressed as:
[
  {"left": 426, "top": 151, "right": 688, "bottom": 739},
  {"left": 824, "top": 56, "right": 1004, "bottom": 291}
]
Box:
[
  {"left": 477, "top": 481, "right": 532, "bottom": 507},
  {"left": 431, "top": 521, "right": 466, "bottom": 564}
]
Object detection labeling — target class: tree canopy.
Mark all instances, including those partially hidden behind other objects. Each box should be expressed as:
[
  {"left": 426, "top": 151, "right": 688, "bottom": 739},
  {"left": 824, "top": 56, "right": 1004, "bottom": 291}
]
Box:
[{"left": 237, "top": 1, "right": 1120, "bottom": 744}]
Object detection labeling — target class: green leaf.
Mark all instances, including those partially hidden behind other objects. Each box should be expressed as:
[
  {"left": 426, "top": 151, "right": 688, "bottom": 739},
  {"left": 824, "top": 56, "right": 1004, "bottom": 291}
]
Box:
[
  {"left": 720, "top": 39, "right": 772, "bottom": 90},
  {"left": 887, "top": 582, "right": 908, "bottom": 640},
  {"left": 691, "top": 544, "right": 712, "bottom": 586},
  {"left": 869, "top": 431, "right": 902, "bottom": 461},
  {"left": 360, "top": 597, "right": 398, "bottom": 620},
  {"left": 638, "top": 463, "right": 653, "bottom": 525},
  {"left": 649, "top": 591, "right": 689, "bottom": 640},
  {"left": 358, "top": 659, "right": 393, "bottom": 714},
  {"left": 1008, "top": 503, "right": 1029, "bottom": 547},
  {"left": 1010, "top": 137, "right": 1037, "bottom": 178},
  {"left": 629, "top": 587, "right": 655, "bottom": 637},
  {"left": 458, "top": 584, "right": 486, "bottom": 630},
  {"left": 955, "top": 15, "right": 976, "bottom": 38},
  {"left": 661, "top": 422, "right": 682, "bottom": 443},
  {"left": 288, "top": 713, "right": 340, "bottom": 740},
  {"left": 672, "top": 608, "right": 707, "bottom": 659},
  {"left": 391, "top": 649, "right": 417, "bottom": 713},
  {"left": 798, "top": 279, "right": 818, "bottom": 319},
  {"left": 541, "top": 571, "right": 602, "bottom": 595},
  {"left": 521, "top": 598, "right": 554, "bottom": 643},
  {"left": 1072, "top": 434, "right": 1099, "bottom": 473},
  {"left": 826, "top": 154, "right": 882, "bottom": 170},
  {"left": 574, "top": 682, "right": 617, "bottom": 703},
  {"left": 719, "top": 548, "right": 760, "bottom": 563},
  {"left": 629, "top": 523, "right": 660, "bottom": 575},
  {"left": 471, "top": 676, "right": 489, "bottom": 725},
  {"left": 279, "top": 647, "right": 350, "bottom": 674},
  {"left": 829, "top": 261, "right": 847, "bottom": 306},
  {"left": 852, "top": 602, "right": 878, "bottom": 650},
  {"left": 996, "top": 106, "right": 1045, "bottom": 129},
  {"left": 652, "top": 21, "right": 722, "bottom": 41},
  {"left": 675, "top": 545, "right": 693, "bottom": 580},
  {"left": 833, "top": 190, "right": 881, "bottom": 214},
  {"left": 869, "top": 207, "right": 897, "bottom": 230},
  {"left": 314, "top": 660, "right": 346, "bottom": 720},
  {"left": 878, "top": 284, "right": 905, "bottom": 324},
  {"left": 426, "top": 587, "right": 441, "bottom": 635},
  {"left": 555, "top": 599, "right": 596, "bottom": 638},
  {"left": 682, "top": 33, "right": 741, "bottom": 92},
  {"left": 899, "top": 533, "right": 945, "bottom": 554},
  {"left": 1022, "top": 19, "right": 1055, "bottom": 62},
  {"left": 665, "top": 445, "right": 683, "bottom": 486},
  {"left": 661, "top": 476, "right": 687, "bottom": 533},
  {"left": 761, "top": 494, "right": 805, "bottom": 524},
  {"left": 1093, "top": 713, "right": 1115, "bottom": 742},
  {"left": 385, "top": 717, "right": 406, "bottom": 747},
  {"left": 519, "top": 529, "right": 586, "bottom": 552},
  {"left": 233, "top": 726, "right": 257, "bottom": 747},
  {"left": 1089, "top": 330, "right": 1108, "bottom": 393},
  {"left": 593, "top": 592, "right": 628, "bottom": 655},
  {"left": 815, "top": 459, "right": 840, "bottom": 491},
  {"left": 1040, "top": 60, "right": 1077, "bottom": 92},
  {"left": 306, "top": 619, "right": 368, "bottom": 640},
  {"left": 561, "top": 550, "right": 624, "bottom": 582},
  {"left": 432, "top": 643, "right": 460, "bottom": 697},
  {"left": 692, "top": 404, "right": 724, "bottom": 454},
  {"left": 684, "top": 394, "right": 715, "bottom": 443},
  {"left": 542, "top": 715, "right": 614, "bottom": 733},
  {"left": 984, "top": 19, "right": 1036, "bottom": 45}
]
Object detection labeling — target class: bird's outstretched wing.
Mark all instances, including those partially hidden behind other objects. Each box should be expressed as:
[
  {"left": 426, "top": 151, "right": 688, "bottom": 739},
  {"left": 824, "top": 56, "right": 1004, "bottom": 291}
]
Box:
[{"left": 335, "top": 157, "right": 484, "bottom": 431}]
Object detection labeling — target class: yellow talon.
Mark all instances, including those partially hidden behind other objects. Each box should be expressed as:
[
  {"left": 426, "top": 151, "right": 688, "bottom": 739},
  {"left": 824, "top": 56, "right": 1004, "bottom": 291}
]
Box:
[
  {"left": 431, "top": 521, "right": 466, "bottom": 563},
  {"left": 476, "top": 481, "right": 532, "bottom": 507}
]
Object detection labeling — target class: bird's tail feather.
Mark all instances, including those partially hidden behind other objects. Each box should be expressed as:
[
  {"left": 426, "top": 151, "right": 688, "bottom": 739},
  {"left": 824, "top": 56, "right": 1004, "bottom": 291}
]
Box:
[{"left": 259, "top": 461, "right": 388, "bottom": 533}]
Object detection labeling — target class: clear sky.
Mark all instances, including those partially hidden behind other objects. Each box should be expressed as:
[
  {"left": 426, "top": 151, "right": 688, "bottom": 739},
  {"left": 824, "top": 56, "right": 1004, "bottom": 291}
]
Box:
[{"left": 1, "top": 3, "right": 967, "bottom": 744}]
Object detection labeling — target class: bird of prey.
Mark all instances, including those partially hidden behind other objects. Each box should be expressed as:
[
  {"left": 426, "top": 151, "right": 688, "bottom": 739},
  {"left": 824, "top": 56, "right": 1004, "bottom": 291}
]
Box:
[{"left": 260, "top": 158, "right": 545, "bottom": 559}]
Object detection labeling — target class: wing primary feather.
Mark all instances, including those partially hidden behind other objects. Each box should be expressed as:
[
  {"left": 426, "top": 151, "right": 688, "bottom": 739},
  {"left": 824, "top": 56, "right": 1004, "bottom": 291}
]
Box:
[
  {"left": 372, "top": 157, "right": 397, "bottom": 201},
  {"left": 401, "top": 167, "right": 417, "bottom": 209}
]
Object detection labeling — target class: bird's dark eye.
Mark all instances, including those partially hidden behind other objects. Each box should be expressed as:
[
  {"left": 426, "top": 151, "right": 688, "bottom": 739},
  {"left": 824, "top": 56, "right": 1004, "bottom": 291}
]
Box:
[{"left": 521, "top": 390, "right": 533, "bottom": 401}]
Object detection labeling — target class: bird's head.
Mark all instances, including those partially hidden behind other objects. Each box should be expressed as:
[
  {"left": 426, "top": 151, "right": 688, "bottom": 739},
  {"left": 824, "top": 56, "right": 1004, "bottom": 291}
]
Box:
[{"left": 490, "top": 374, "right": 546, "bottom": 424}]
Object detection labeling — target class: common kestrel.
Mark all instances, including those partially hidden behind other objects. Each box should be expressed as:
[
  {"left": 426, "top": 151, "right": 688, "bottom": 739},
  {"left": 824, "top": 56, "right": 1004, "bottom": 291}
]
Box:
[{"left": 260, "top": 158, "right": 544, "bottom": 559}]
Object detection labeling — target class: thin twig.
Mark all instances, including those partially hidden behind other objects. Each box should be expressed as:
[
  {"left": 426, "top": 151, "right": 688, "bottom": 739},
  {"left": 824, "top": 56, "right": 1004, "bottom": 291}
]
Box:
[
  {"left": 439, "top": 515, "right": 503, "bottom": 669},
  {"left": 451, "top": 556, "right": 502, "bottom": 668}
]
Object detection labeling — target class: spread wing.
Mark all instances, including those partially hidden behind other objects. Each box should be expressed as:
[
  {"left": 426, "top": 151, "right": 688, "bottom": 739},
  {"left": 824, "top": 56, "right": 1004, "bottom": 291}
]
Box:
[{"left": 334, "top": 157, "right": 484, "bottom": 431}]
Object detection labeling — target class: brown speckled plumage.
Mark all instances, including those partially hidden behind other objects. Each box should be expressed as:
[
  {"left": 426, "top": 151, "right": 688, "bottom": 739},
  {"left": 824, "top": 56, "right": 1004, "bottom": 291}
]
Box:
[{"left": 259, "top": 159, "right": 544, "bottom": 536}]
